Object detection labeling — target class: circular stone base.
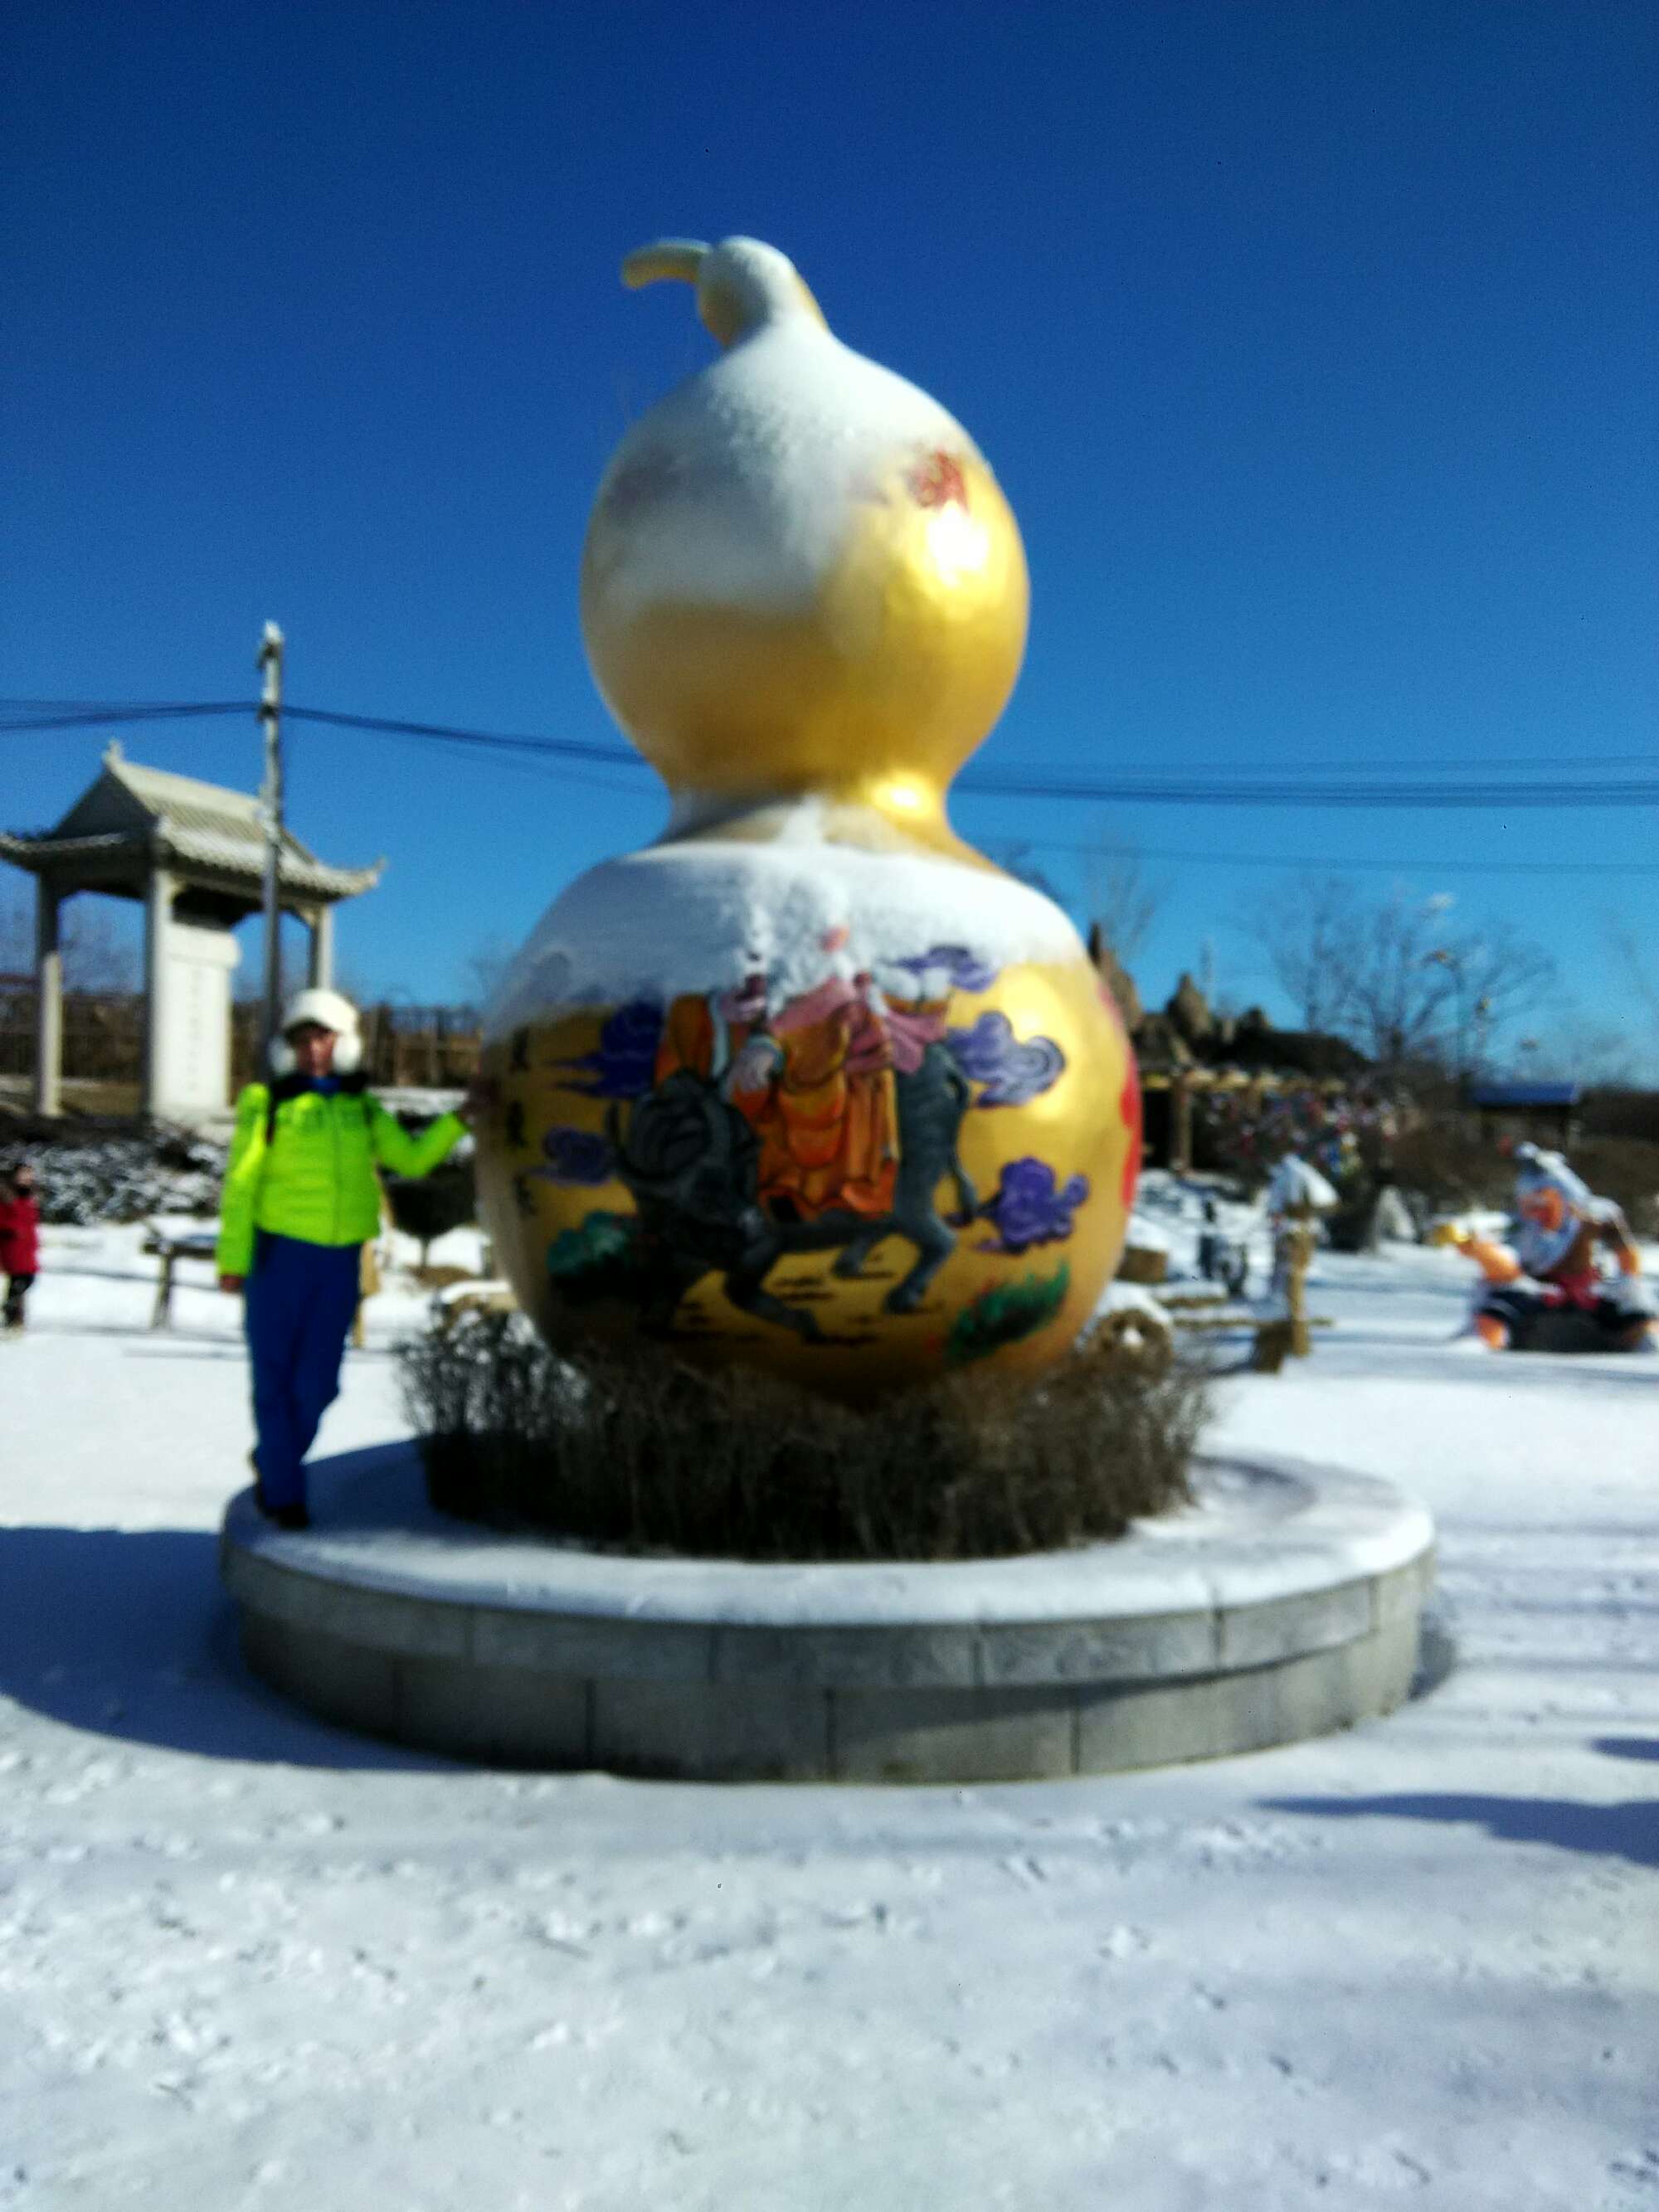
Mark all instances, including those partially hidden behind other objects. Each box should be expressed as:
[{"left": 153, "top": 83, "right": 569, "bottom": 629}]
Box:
[{"left": 221, "top": 1446, "right": 1434, "bottom": 1783}]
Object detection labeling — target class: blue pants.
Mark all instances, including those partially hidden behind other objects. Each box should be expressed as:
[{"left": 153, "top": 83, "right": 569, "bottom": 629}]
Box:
[{"left": 244, "top": 1232, "right": 362, "bottom": 1510}]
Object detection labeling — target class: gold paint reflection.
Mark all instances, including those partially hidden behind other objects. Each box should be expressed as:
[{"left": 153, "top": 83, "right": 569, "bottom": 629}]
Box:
[{"left": 581, "top": 456, "right": 1029, "bottom": 841}]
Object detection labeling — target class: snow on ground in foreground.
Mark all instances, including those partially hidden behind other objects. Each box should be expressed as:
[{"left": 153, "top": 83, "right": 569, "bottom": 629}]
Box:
[{"left": 1, "top": 1214, "right": 1657, "bottom": 2210}]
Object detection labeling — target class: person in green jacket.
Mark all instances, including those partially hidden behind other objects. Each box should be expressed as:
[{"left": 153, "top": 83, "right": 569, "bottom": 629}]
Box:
[{"left": 216, "top": 988, "right": 474, "bottom": 1529}]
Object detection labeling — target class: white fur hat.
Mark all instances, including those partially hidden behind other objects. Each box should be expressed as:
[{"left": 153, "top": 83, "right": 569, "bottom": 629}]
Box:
[{"left": 270, "top": 988, "right": 362, "bottom": 1076}]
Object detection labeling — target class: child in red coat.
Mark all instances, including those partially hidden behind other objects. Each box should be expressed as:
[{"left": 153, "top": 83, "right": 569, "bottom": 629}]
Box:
[{"left": 0, "top": 1163, "right": 41, "bottom": 1333}]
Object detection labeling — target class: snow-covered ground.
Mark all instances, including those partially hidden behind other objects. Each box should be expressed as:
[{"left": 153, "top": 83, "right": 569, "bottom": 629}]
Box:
[{"left": 2, "top": 1198, "right": 1656, "bottom": 2210}]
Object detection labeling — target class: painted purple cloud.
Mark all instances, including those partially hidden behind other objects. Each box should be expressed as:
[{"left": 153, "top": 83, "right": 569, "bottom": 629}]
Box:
[
  {"left": 890, "top": 944, "right": 998, "bottom": 994},
  {"left": 552, "top": 999, "right": 664, "bottom": 1098},
  {"left": 979, "top": 1157, "right": 1091, "bottom": 1253},
  {"left": 533, "top": 1125, "right": 616, "bottom": 1185},
  {"left": 946, "top": 1010, "right": 1065, "bottom": 1106}
]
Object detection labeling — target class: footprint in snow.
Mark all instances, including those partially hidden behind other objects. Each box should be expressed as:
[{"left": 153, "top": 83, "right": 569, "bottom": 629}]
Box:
[
  {"left": 999, "top": 1854, "right": 1049, "bottom": 1886},
  {"left": 1096, "top": 1925, "right": 1151, "bottom": 1960}
]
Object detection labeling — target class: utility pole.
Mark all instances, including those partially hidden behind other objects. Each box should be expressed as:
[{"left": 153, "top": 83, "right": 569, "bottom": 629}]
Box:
[
  {"left": 257, "top": 621, "right": 285, "bottom": 1051},
  {"left": 1426, "top": 945, "right": 1463, "bottom": 1086}
]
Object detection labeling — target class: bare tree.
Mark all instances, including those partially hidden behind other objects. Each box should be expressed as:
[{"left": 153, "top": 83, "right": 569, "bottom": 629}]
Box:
[
  {"left": 1415, "top": 917, "right": 1554, "bottom": 1080},
  {"left": 1608, "top": 919, "right": 1659, "bottom": 1062},
  {"left": 1248, "top": 874, "right": 1367, "bottom": 1037},
  {"left": 1523, "top": 1013, "right": 1637, "bottom": 1087},
  {"left": 1250, "top": 877, "right": 1554, "bottom": 1077},
  {"left": 1349, "top": 890, "right": 1451, "bottom": 1068},
  {"left": 1082, "top": 844, "right": 1165, "bottom": 967},
  {"left": 0, "top": 885, "right": 138, "bottom": 992}
]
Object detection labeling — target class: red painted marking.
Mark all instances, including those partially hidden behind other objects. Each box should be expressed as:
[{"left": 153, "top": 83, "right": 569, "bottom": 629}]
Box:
[
  {"left": 1096, "top": 979, "right": 1130, "bottom": 1048},
  {"left": 909, "top": 450, "right": 968, "bottom": 509},
  {"left": 1119, "top": 1060, "right": 1144, "bottom": 1211}
]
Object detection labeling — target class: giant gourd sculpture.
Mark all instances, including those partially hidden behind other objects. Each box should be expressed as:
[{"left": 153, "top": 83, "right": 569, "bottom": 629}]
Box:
[{"left": 478, "top": 237, "right": 1141, "bottom": 1396}]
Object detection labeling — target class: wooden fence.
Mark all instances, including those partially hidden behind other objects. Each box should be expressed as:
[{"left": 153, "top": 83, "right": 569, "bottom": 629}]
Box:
[
  {"left": 341, "top": 1004, "right": 483, "bottom": 1091},
  {"left": 0, "top": 984, "right": 483, "bottom": 1098},
  {"left": 0, "top": 983, "right": 144, "bottom": 1087}
]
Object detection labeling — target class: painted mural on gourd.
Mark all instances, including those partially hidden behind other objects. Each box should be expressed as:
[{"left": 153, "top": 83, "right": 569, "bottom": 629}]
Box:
[{"left": 476, "top": 236, "right": 1141, "bottom": 1396}]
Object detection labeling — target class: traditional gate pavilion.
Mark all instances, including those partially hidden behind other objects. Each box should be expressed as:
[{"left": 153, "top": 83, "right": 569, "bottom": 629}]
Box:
[{"left": 0, "top": 741, "right": 379, "bottom": 1121}]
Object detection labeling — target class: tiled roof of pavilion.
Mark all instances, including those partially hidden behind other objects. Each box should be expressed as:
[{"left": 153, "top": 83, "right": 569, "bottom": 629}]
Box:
[{"left": 0, "top": 743, "right": 380, "bottom": 902}]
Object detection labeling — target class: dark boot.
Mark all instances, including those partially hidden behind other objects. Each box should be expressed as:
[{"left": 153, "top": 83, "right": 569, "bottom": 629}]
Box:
[{"left": 250, "top": 1453, "right": 309, "bottom": 1529}]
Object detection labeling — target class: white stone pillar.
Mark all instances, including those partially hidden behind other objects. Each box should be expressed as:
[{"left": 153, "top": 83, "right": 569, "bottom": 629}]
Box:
[
  {"left": 33, "top": 878, "right": 62, "bottom": 1117},
  {"left": 153, "top": 921, "right": 242, "bottom": 1119},
  {"left": 309, "top": 904, "right": 334, "bottom": 990},
  {"left": 143, "top": 865, "right": 174, "bottom": 1118}
]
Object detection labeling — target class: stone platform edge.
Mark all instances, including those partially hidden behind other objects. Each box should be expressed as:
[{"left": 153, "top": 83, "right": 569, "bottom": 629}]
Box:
[
  {"left": 219, "top": 1445, "right": 1431, "bottom": 1621},
  {"left": 220, "top": 1448, "right": 1435, "bottom": 1782}
]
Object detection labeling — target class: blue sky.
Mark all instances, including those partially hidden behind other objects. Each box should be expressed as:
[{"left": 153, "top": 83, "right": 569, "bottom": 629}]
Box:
[{"left": 3, "top": 2, "right": 1655, "bottom": 1071}]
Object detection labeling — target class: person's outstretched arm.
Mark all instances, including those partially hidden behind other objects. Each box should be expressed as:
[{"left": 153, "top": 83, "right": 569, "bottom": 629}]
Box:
[
  {"left": 367, "top": 1099, "right": 468, "bottom": 1179},
  {"left": 1591, "top": 1199, "right": 1642, "bottom": 1276},
  {"left": 216, "top": 1085, "right": 270, "bottom": 1287},
  {"left": 1429, "top": 1221, "right": 1522, "bottom": 1284}
]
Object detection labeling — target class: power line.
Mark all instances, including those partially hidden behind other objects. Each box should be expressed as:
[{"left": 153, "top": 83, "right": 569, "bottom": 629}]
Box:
[
  {"left": 960, "top": 771, "right": 1659, "bottom": 808},
  {"left": 3, "top": 695, "right": 1657, "bottom": 809},
  {"left": 0, "top": 702, "right": 246, "bottom": 733},
  {"left": 309, "top": 703, "right": 1659, "bottom": 809},
  {"left": 0, "top": 698, "right": 647, "bottom": 772},
  {"left": 994, "top": 749, "right": 1659, "bottom": 775},
  {"left": 0, "top": 697, "right": 167, "bottom": 711},
  {"left": 282, "top": 704, "right": 635, "bottom": 766},
  {"left": 4, "top": 695, "right": 1657, "bottom": 777},
  {"left": 0, "top": 698, "right": 647, "bottom": 790},
  {"left": 1000, "top": 834, "right": 1659, "bottom": 878}
]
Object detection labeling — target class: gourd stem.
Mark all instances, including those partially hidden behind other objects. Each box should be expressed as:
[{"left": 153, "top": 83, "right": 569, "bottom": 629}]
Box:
[{"left": 620, "top": 240, "right": 709, "bottom": 292}]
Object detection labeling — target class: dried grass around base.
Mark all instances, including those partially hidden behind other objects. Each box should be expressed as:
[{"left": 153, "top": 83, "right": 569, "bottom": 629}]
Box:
[{"left": 397, "top": 1313, "right": 1207, "bottom": 1563}]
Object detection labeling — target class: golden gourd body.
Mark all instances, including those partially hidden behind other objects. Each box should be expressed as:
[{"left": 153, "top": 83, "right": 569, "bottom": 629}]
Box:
[{"left": 477, "top": 238, "right": 1140, "bottom": 1396}]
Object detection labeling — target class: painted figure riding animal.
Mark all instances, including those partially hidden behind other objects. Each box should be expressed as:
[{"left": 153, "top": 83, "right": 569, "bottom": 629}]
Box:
[{"left": 606, "top": 1051, "right": 976, "bottom": 1342}]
